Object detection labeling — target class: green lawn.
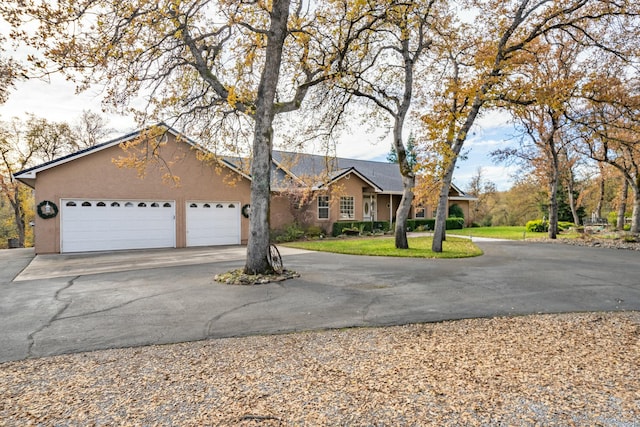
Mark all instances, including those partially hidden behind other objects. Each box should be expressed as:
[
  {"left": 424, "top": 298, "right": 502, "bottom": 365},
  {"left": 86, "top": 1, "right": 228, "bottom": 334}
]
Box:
[
  {"left": 283, "top": 236, "right": 483, "bottom": 258},
  {"left": 452, "top": 226, "right": 548, "bottom": 240},
  {"left": 453, "top": 226, "right": 582, "bottom": 240}
]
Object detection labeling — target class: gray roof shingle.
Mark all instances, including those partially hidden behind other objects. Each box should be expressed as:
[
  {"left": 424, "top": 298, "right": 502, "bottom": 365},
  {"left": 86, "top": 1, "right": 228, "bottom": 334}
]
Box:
[{"left": 272, "top": 151, "right": 403, "bottom": 192}]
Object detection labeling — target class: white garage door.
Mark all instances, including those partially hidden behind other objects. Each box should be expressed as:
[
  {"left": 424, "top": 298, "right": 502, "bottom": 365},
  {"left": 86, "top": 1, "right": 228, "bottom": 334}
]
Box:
[
  {"left": 61, "top": 199, "right": 176, "bottom": 253},
  {"left": 186, "top": 201, "right": 241, "bottom": 247}
]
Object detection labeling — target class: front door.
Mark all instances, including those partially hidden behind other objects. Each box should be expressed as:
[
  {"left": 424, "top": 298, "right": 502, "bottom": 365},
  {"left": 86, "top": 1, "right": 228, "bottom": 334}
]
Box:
[{"left": 363, "top": 194, "right": 377, "bottom": 221}]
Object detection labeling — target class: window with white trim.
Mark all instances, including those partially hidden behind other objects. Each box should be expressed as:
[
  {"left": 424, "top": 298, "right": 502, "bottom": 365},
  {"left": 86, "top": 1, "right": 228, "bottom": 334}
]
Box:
[
  {"left": 339, "top": 196, "right": 354, "bottom": 219},
  {"left": 415, "top": 207, "right": 425, "bottom": 218},
  {"left": 317, "top": 195, "right": 329, "bottom": 219}
]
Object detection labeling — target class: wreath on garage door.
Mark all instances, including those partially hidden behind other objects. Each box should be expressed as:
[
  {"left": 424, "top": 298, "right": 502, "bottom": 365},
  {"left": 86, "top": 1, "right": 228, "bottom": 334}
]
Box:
[{"left": 37, "top": 200, "right": 59, "bottom": 219}]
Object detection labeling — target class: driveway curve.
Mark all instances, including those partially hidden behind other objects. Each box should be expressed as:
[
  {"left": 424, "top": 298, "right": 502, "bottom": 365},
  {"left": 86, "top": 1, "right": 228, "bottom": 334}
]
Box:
[{"left": 1, "top": 240, "right": 638, "bottom": 362}]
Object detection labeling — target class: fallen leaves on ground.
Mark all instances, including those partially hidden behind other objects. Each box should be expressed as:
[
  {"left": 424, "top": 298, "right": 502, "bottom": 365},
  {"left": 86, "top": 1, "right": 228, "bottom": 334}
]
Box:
[
  {"left": 1, "top": 312, "right": 639, "bottom": 426},
  {"left": 214, "top": 269, "right": 300, "bottom": 285}
]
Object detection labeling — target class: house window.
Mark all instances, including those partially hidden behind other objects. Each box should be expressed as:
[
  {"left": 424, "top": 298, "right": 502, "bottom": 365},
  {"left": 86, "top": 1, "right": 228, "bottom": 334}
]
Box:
[
  {"left": 339, "top": 196, "right": 354, "bottom": 219},
  {"left": 415, "top": 207, "right": 425, "bottom": 218},
  {"left": 318, "top": 195, "right": 329, "bottom": 219}
]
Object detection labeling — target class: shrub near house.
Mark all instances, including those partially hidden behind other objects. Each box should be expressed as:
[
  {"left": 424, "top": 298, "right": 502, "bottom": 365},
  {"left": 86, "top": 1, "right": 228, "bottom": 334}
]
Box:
[{"left": 330, "top": 218, "right": 464, "bottom": 237}]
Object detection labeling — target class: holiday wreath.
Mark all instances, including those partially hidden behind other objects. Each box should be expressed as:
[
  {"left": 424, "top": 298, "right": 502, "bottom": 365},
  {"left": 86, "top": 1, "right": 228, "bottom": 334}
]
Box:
[{"left": 37, "top": 200, "right": 59, "bottom": 219}]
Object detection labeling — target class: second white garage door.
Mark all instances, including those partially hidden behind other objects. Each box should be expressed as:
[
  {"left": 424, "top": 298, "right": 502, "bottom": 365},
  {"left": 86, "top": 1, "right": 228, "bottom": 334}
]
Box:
[
  {"left": 61, "top": 199, "right": 176, "bottom": 253},
  {"left": 186, "top": 201, "right": 241, "bottom": 246}
]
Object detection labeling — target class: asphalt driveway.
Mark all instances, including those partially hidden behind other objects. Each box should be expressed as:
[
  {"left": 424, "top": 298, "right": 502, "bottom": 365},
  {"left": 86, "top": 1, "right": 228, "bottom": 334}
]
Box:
[{"left": 1, "top": 240, "right": 639, "bottom": 363}]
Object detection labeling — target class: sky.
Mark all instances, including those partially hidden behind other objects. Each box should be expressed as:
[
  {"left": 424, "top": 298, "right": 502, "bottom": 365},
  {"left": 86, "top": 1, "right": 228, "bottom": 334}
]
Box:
[{"left": 0, "top": 73, "right": 520, "bottom": 191}]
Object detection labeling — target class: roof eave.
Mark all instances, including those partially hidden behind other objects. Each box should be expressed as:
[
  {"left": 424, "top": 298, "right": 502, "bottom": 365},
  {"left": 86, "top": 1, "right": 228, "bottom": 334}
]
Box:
[
  {"left": 15, "top": 175, "right": 36, "bottom": 189},
  {"left": 12, "top": 123, "right": 184, "bottom": 180},
  {"left": 219, "top": 159, "right": 252, "bottom": 182},
  {"left": 449, "top": 196, "right": 479, "bottom": 201},
  {"left": 333, "top": 168, "right": 383, "bottom": 192},
  {"left": 272, "top": 158, "right": 305, "bottom": 186}
]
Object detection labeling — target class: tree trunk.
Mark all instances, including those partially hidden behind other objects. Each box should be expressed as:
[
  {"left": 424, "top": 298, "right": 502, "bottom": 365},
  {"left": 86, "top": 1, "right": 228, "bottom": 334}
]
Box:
[
  {"left": 392, "top": 26, "right": 417, "bottom": 250},
  {"left": 617, "top": 176, "right": 628, "bottom": 230},
  {"left": 595, "top": 171, "right": 605, "bottom": 219},
  {"left": 548, "top": 172, "right": 559, "bottom": 239},
  {"left": 546, "top": 118, "right": 560, "bottom": 239},
  {"left": 245, "top": 126, "right": 273, "bottom": 275},
  {"left": 10, "top": 187, "right": 25, "bottom": 248},
  {"left": 631, "top": 195, "right": 639, "bottom": 234},
  {"left": 431, "top": 184, "right": 449, "bottom": 252},
  {"left": 244, "top": 0, "right": 290, "bottom": 275},
  {"left": 567, "top": 171, "right": 580, "bottom": 226},
  {"left": 391, "top": 110, "right": 415, "bottom": 249},
  {"left": 630, "top": 178, "right": 639, "bottom": 234},
  {"left": 394, "top": 174, "right": 414, "bottom": 249},
  {"left": 432, "top": 161, "right": 456, "bottom": 252}
]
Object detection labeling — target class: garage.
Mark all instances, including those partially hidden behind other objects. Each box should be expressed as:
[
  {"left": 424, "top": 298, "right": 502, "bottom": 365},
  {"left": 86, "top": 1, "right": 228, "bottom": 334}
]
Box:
[
  {"left": 61, "top": 199, "right": 176, "bottom": 253},
  {"left": 186, "top": 201, "right": 241, "bottom": 246}
]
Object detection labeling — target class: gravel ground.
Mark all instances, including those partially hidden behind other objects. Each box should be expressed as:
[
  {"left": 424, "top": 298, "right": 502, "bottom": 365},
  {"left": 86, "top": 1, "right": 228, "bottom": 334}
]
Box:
[
  {"left": 1, "top": 312, "right": 639, "bottom": 426},
  {"left": 529, "top": 236, "right": 640, "bottom": 251}
]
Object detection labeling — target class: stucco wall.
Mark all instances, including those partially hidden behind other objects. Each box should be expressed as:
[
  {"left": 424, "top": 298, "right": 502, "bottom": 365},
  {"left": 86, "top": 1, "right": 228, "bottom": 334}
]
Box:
[
  {"left": 298, "top": 173, "right": 377, "bottom": 234},
  {"left": 448, "top": 200, "right": 472, "bottom": 225},
  {"left": 32, "top": 135, "right": 252, "bottom": 253},
  {"left": 421, "top": 200, "right": 473, "bottom": 226},
  {"left": 270, "top": 194, "right": 296, "bottom": 231},
  {"left": 376, "top": 194, "right": 406, "bottom": 222}
]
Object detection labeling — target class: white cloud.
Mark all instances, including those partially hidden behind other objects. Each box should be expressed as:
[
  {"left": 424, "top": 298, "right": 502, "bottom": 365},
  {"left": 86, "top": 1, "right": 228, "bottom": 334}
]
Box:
[
  {"left": 335, "top": 128, "right": 391, "bottom": 160},
  {"left": 0, "top": 74, "right": 136, "bottom": 132},
  {"left": 475, "top": 109, "right": 513, "bottom": 130},
  {"left": 454, "top": 163, "right": 519, "bottom": 192},
  {"left": 466, "top": 135, "right": 511, "bottom": 148}
]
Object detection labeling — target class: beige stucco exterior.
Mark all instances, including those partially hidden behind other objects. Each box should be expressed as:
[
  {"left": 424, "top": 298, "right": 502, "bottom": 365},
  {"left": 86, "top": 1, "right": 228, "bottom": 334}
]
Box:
[
  {"left": 297, "top": 172, "right": 380, "bottom": 234},
  {"left": 447, "top": 199, "right": 472, "bottom": 222},
  {"left": 417, "top": 199, "right": 473, "bottom": 224},
  {"left": 275, "top": 172, "right": 474, "bottom": 235},
  {"left": 30, "top": 134, "right": 254, "bottom": 254},
  {"left": 22, "top": 127, "right": 474, "bottom": 253}
]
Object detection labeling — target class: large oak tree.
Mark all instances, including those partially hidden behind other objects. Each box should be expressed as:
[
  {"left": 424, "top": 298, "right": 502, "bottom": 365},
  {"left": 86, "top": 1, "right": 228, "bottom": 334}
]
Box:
[
  {"left": 2, "top": 0, "right": 386, "bottom": 273},
  {"left": 336, "top": 0, "right": 440, "bottom": 249}
]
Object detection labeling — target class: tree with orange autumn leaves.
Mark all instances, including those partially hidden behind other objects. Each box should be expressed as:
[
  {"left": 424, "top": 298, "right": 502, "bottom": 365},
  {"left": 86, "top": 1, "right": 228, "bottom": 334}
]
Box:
[
  {"left": 333, "top": 0, "right": 441, "bottom": 249},
  {"left": 419, "top": 0, "right": 639, "bottom": 251},
  {"left": 572, "top": 65, "right": 640, "bottom": 234},
  {"left": 492, "top": 35, "right": 585, "bottom": 239}
]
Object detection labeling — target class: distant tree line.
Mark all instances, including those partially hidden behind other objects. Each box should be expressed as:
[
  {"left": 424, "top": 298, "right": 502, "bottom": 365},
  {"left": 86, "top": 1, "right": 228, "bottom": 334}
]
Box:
[{"left": 0, "top": 112, "right": 113, "bottom": 248}]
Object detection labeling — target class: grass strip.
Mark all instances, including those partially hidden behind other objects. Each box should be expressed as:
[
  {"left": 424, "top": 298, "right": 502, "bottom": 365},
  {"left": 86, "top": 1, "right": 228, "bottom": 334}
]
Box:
[{"left": 284, "top": 236, "right": 482, "bottom": 258}]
